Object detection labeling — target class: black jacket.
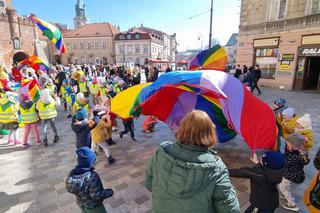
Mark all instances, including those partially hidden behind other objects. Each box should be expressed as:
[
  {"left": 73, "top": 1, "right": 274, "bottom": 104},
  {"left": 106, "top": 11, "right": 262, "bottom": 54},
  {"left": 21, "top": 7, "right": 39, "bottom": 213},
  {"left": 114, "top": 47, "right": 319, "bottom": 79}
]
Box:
[
  {"left": 283, "top": 150, "right": 306, "bottom": 183},
  {"left": 229, "top": 163, "right": 283, "bottom": 210}
]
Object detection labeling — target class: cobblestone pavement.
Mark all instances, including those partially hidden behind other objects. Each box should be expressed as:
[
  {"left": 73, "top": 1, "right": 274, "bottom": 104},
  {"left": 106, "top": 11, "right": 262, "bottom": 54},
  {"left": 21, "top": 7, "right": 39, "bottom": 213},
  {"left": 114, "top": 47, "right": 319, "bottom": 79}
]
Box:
[{"left": 0, "top": 87, "right": 319, "bottom": 213}]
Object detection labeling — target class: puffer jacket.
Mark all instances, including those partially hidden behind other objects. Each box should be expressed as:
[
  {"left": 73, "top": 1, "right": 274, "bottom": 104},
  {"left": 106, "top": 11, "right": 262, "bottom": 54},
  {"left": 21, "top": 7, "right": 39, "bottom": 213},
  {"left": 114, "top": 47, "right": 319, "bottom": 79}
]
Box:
[
  {"left": 145, "top": 141, "right": 240, "bottom": 213},
  {"left": 280, "top": 116, "right": 298, "bottom": 140},
  {"left": 296, "top": 128, "right": 314, "bottom": 151},
  {"left": 66, "top": 169, "right": 113, "bottom": 209},
  {"left": 283, "top": 150, "right": 306, "bottom": 183}
]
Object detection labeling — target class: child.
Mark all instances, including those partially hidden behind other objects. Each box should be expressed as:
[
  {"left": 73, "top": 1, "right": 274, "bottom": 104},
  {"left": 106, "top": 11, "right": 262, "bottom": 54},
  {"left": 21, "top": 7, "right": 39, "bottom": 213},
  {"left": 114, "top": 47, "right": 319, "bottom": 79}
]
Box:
[
  {"left": 90, "top": 77, "right": 99, "bottom": 105},
  {"left": 99, "top": 82, "right": 108, "bottom": 98},
  {"left": 119, "top": 118, "right": 136, "bottom": 142},
  {"left": 273, "top": 97, "right": 287, "bottom": 117},
  {"left": 65, "top": 86, "right": 76, "bottom": 118},
  {"left": 295, "top": 113, "right": 314, "bottom": 152},
  {"left": 71, "top": 108, "right": 97, "bottom": 149},
  {"left": 37, "top": 89, "right": 59, "bottom": 147},
  {"left": 229, "top": 151, "right": 284, "bottom": 213},
  {"left": 59, "top": 80, "right": 68, "bottom": 111},
  {"left": 279, "top": 133, "right": 308, "bottom": 212},
  {"left": 91, "top": 111, "right": 116, "bottom": 164},
  {"left": 72, "top": 93, "right": 90, "bottom": 116},
  {"left": 142, "top": 115, "right": 158, "bottom": 133},
  {"left": 45, "top": 78, "right": 57, "bottom": 96},
  {"left": 0, "top": 92, "right": 20, "bottom": 145},
  {"left": 279, "top": 108, "right": 298, "bottom": 140},
  {"left": 19, "top": 93, "right": 41, "bottom": 148},
  {"left": 79, "top": 75, "right": 89, "bottom": 98},
  {"left": 66, "top": 147, "right": 113, "bottom": 213}
]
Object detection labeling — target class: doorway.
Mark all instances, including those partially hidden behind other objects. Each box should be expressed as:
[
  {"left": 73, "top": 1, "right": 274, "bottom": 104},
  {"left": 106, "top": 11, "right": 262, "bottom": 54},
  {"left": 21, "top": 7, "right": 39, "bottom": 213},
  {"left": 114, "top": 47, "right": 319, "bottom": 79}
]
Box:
[
  {"left": 303, "top": 57, "right": 320, "bottom": 90},
  {"left": 12, "top": 52, "right": 29, "bottom": 64}
]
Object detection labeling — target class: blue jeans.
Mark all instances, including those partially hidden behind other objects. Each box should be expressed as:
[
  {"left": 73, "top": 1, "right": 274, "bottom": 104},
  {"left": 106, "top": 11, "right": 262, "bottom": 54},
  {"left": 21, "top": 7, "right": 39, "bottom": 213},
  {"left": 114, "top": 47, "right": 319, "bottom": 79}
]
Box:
[{"left": 41, "top": 118, "right": 58, "bottom": 139}]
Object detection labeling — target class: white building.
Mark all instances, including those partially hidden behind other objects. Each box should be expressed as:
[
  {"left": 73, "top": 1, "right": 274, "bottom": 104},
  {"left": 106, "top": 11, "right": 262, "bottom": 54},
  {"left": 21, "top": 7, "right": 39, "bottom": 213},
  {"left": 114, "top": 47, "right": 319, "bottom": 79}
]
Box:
[{"left": 224, "top": 33, "right": 238, "bottom": 68}]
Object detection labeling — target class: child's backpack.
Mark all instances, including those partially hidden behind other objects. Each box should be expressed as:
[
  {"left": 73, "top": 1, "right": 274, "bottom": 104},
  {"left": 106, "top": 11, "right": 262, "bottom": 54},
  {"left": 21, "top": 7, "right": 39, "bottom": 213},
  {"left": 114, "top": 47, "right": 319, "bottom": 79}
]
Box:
[{"left": 304, "top": 172, "right": 320, "bottom": 211}]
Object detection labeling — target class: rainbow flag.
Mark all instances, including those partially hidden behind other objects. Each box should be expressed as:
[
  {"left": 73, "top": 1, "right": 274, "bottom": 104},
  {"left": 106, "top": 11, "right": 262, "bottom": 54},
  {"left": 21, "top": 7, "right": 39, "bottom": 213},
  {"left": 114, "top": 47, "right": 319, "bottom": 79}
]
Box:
[{"left": 20, "top": 55, "right": 50, "bottom": 72}]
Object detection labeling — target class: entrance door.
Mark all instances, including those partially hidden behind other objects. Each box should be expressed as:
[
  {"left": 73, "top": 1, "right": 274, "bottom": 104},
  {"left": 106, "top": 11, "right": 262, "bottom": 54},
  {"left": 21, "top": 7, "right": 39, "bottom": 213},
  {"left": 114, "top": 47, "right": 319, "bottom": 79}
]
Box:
[{"left": 303, "top": 57, "right": 320, "bottom": 90}]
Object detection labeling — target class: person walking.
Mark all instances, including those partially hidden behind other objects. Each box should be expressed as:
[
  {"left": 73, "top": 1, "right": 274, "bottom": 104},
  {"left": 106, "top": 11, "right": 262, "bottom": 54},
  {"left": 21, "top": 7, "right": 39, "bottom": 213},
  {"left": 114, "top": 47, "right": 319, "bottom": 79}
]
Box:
[
  {"left": 251, "top": 65, "right": 262, "bottom": 94},
  {"left": 234, "top": 64, "right": 242, "bottom": 79},
  {"left": 144, "top": 110, "right": 240, "bottom": 213}
]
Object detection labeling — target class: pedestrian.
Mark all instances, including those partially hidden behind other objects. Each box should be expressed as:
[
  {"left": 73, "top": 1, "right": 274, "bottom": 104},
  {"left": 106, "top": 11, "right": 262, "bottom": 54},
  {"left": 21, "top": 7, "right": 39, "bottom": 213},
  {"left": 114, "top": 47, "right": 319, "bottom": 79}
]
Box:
[
  {"left": 66, "top": 147, "right": 113, "bottom": 213},
  {"left": 119, "top": 118, "right": 136, "bottom": 142},
  {"left": 229, "top": 151, "right": 284, "bottom": 213},
  {"left": 90, "top": 77, "right": 99, "bottom": 106},
  {"left": 19, "top": 93, "right": 41, "bottom": 148},
  {"left": 142, "top": 115, "right": 158, "bottom": 133},
  {"left": 242, "top": 65, "right": 248, "bottom": 74},
  {"left": 0, "top": 92, "right": 20, "bottom": 145},
  {"left": 152, "top": 66, "right": 159, "bottom": 82},
  {"left": 251, "top": 65, "right": 262, "bottom": 94},
  {"left": 145, "top": 65, "right": 150, "bottom": 82},
  {"left": 37, "top": 89, "right": 59, "bottom": 147},
  {"left": 234, "top": 64, "right": 242, "bottom": 79},
  {"left": 73, "top": 93, "right": 90, "bottom": 116},
  {"left": 91, "top": 111, "right": 116, "bottom": 164},
  {"left": 165, "top": 65, "right": 172, "bottom": 73},
  {"left": 279, "top": 133, "right": 308, "bottom": 212},
  {"left": 71, "top": 108, "right": 97, "bottom": 149},
  {"left": 245, "top": 66, "right": 255, "bottom": 89},
  {"left": 295, "top": 113, "right": 314, "bottom": 152},
  {"left": 144, "top": 110, "right": 240, "bottom": 213},
  {"left": 304, "top": 147, "right": 320, "bottom": 212},
  {"left": 54, "top": 66, "right": 66, "bottom": 94},
  {"left": 278, "top": 108, "right": 298, "bottom": 140}
]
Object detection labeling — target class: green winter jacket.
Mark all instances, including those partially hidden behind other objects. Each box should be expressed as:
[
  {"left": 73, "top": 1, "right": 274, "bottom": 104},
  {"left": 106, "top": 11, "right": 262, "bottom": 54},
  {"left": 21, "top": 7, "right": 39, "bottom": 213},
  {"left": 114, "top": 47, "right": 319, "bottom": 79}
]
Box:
[{"left": 145, "top": 141, "right": 240, "bottom": 213}]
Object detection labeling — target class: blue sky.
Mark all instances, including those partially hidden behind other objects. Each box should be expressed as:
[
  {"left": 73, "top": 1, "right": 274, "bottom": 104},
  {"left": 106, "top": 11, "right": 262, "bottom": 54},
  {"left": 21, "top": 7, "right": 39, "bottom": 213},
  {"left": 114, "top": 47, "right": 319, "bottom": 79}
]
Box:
[{"left": 13, "top": 0, "right": 240, "bottom": 51}]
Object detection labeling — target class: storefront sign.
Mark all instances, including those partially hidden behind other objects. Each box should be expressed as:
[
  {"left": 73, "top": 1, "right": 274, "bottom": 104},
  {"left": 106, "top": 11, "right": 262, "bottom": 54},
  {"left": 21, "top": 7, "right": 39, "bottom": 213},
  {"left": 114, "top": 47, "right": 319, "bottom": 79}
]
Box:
[
  {"left": 280, "top": 54, "right": 294, "bottom": 61},
  {"left": 280, "top": 60, "right": 290, "bottom": 70},
  {"left": 302, "top": 35, "right": 320, "bottom": 45},
  {"left": 254, "top": 38, "right": 279, "bottom": 47},
  {"left": 299, "top": 47, "right": 320, "bottom": 56}
]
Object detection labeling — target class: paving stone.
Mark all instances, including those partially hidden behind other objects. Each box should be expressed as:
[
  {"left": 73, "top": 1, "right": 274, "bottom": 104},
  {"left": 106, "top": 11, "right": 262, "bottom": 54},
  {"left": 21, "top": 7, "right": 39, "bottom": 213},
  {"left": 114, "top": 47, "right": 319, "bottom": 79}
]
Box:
[
  {"left": 109, "top": 198, "right": 126, "bottom": 208},
  {"left": 134, "top": 194, "right": 150, "bottom": 205}
]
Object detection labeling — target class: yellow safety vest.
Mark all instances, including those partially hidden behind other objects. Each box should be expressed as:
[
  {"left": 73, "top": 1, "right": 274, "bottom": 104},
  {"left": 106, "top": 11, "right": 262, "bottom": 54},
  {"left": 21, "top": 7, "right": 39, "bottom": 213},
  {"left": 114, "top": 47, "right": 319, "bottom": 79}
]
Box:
[
  {"left": 20, "top": 103, "right": 39, "bottom": 124},
  {"left": 79, "top": 82, "right": 88, "bottom": 93},
  {"left": 100, "top": 88, "right": 107, "bottom": 97},
  {"left": 90, "top": 84, "right": 99, "bottom": 95},
  {"left": 0, "top": 99, "right": 18, "bottom": 123},
  {"left": 38, "top": 101, "right": 57, "bottom": 120},
  {"left": 46, "top": 85, "right": 56, "bottom": 94},
  {"left": 74, "top": 101, "right": 89, "bottom": 113}
]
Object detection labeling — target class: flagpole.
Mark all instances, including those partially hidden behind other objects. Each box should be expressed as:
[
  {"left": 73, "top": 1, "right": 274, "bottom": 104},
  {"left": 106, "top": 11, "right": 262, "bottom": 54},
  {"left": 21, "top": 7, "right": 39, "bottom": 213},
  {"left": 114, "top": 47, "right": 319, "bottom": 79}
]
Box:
[{"left": 209, "top": 0, "right": 213, "bottom": 48}]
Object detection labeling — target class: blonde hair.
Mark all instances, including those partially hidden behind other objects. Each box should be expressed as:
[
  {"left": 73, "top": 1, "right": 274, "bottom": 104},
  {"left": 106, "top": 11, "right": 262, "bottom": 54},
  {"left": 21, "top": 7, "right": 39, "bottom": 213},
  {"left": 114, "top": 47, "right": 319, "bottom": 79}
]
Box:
[{"left": 176, "top": 110, "right": 217, "bottom": 147}]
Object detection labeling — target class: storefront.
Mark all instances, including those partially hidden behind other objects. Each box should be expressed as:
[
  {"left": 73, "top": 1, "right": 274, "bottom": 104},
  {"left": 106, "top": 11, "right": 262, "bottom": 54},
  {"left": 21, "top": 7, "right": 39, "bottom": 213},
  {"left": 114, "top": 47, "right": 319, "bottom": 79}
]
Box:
[
  {"left": 294, "top": 35, "right": 320, "bottom": 91},
  {"left": 253, "top": 37, "right": 280, "bottom": 79}
]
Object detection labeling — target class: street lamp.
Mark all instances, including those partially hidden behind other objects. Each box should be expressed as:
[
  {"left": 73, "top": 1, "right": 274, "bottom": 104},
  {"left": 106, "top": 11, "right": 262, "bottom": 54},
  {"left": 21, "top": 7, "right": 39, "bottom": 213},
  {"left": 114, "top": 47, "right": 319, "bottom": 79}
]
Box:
[{"left": 209, "top": 0, "right": 213, "bottom": 48}]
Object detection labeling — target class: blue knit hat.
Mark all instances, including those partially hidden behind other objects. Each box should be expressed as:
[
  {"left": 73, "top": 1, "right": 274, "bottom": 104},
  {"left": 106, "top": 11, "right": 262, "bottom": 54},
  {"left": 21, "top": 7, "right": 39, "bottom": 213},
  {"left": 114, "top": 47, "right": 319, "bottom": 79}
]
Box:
[
  {"left": 274, "top": 98, "right": 286, "bottom": 108},
  {"left": 262, "top": 151, "right": 284, "bottom": 169},
  {"left": 76, "top": 108, "right": 87, "bottom": 121},
  {"left": 76, "top": 147, "right": 96, "bottom": 171}
]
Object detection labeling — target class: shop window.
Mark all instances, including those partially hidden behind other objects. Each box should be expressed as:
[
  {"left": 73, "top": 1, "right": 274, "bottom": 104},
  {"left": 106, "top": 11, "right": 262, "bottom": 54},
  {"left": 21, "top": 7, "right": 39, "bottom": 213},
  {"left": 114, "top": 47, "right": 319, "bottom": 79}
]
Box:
[
  {"left": 255, "top": 48, "right": 279, "bottom": 79},
  {"left": 296, "top": 57, "right": 305, "bottom": 78},
  {"left": 310, "top": 0, "right": 320, "bottom": 14}
]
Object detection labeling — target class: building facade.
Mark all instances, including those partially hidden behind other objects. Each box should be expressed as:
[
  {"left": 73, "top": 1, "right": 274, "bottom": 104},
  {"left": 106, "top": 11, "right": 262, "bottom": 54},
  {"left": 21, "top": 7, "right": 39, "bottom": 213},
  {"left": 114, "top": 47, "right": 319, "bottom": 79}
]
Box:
[
  {"left": 237, "top": 0, "right": 320, "bottom": 91},
  {"left": 114, "top": 25, "right": 177, "bottom": 66},
  {"left": 62, "top": 23, "right": 119, "bottom": 65},
  {"left": 225, "top": 33, "right": 238, "bottom": 68},
  {"left": 0, "top": 0, "right": 53, "bottom": 70}
]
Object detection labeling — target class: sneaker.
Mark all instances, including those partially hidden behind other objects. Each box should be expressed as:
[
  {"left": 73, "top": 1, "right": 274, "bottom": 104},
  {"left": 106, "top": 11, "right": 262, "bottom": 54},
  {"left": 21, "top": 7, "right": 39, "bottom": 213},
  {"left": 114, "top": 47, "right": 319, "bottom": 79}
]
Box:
[
  {"left": 119, "top": 133, "right": 123, "bottom": 139},
  {"left": 21, "top": 143, "right": 31, "bottom": 149},
  {"left": 53, "top": 135, "right": 59, "bottom": 143},
  {"left": 131, "top": 138, "right": 137, "bottom": 142},
  {"left": 107, "top": 139, "right": 116, "bottom": 146},
  {"left": 8, "top": 138, "right": 15, "bottom": 145},
  {"left": 15, "top": 140, "right": 21, "bottom": 145},
  {"left": 67, "top": 114, "right": 72, "bottom": 118},
  {"left": 282, "top": 203, "right": 299, "bottom": 212},
  {"left": 43, "top": 139, "right": 48, "bottom": 147},
  {"left": 107, "top": 156, "right": 116, "bottom": 164},
  {"left": 36, "top": 142, "right": 41, "bottom": 146}
]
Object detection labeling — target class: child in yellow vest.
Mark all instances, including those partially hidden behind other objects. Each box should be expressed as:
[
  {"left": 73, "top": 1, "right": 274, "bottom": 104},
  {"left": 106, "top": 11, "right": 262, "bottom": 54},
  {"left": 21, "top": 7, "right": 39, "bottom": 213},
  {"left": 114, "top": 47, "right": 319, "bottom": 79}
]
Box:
[
  {"left": 20, "top": 93, "right": 41, "bottom": 148},
  {"left": 79, "top": 75, "right": 89, "bottom": 98},
  {"left": 295, "top": 113, "right": 314, "bottom": 152},
  {"left": 59, "top": 80, "right": 68, "bottom": 111},
  {"left": 45, "top": 79, "right": 57, "bottom": 96},
  {"left": 36, "top": 89, "right": 59, "bottom": 147},
  {"left": 72, "top": 93, "right": 90, "bottom": 116},
  {"left": 0, "top": 92, "right": 20, "bottom": 145},
  {"left": 90, "top": 77, "right": 99, "bottom": 105},
  {"left": 99, "top": 82, "right": 108, "bottom": 99}
]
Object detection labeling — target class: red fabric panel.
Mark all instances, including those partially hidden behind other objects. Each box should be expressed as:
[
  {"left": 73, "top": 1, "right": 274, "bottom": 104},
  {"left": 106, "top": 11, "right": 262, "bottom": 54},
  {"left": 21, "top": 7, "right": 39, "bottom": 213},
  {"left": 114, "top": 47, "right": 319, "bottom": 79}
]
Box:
[
  {"left": 240, "top": 87, "right": 277, "bottom": 150},
  {"left": 140, "top": 87, "right": 185, "bottom": 123}
]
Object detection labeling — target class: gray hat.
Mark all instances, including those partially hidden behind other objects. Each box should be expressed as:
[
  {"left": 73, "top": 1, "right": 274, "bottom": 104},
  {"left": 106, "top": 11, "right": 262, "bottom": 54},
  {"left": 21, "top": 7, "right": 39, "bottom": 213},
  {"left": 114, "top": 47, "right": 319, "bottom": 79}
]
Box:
[{"left": 287, "top": 133, "right": 305, "bottom": 149}]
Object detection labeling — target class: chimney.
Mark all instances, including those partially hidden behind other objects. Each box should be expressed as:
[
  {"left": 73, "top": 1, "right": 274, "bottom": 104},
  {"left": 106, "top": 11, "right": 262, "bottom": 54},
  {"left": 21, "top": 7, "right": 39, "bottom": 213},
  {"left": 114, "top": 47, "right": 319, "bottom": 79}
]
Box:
[{"left": 141, "top": 23, "right": 143, "bottom": 27}]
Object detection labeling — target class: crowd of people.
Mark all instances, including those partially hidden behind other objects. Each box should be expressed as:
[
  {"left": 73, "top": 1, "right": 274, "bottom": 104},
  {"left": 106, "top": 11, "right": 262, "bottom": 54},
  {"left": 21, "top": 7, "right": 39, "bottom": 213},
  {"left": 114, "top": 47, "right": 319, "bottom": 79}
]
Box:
[{"left": 0, "top": 62, "right": 319, "bottom": 213}]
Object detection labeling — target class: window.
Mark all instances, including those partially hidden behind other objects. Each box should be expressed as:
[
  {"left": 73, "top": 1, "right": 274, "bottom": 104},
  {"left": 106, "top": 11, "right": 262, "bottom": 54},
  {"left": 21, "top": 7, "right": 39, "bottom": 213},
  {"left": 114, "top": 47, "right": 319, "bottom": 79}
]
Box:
[
  {"left": 268, "top": 0, "right": 287, "bottom": 21},
  {"left": 73, "top": 43, "right": 78, "bottom": 50},
  {"left": 66, "top": 43, "right": 71, "bottom": 50},
  {"left": 80, "top": 43, "right": 84, "bottom": 49},
  {"left": 135, "top": 33, "right": 141, "bottom": 39},
  {"left": 278, "top": 0, "right": 287, "bottom": 19},
  {"left": 119, "top": 45, "right": 124, "bottom": 54},
  {"left": 102, "top": 42, "right": 107, "bottom": 49},
  {"left": 143, "top": 44, "right": 149, "bottom": 53},
  {"left": 87, "top": 43, "right": 92, "bottom": 49},
  {"left": 13, "top": 38, "right": 20, "bottom": 50},
  {"left": 127, "top": 45, "right": 133, "bottom": 53},
  {"left": 95, "top": 58, "right": 100, "bottom": 64},
  {"left": 119, "top": 34, "right": 125, "bottom": 40},
  {"left": 0, "top": 1, "right": 4, "bottom": 7},
  {"left": 310, "top": 0, "right": 320, "bottom": 14},
  {"left": 95, "top": 42, "right": 99, "bottom": 49},
  {"left": 127, "top": 34, "right": 132, "bottom": 40},
  {"left": 255, "top": 48, "right": 279, "bottom": 79},
  {"left": 135, "top": 44, "right": 140, "bottom": 53}
]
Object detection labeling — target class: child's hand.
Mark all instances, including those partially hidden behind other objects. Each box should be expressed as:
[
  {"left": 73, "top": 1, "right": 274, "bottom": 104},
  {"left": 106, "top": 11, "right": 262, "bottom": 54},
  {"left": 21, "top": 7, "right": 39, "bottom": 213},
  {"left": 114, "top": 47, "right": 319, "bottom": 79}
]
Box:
[{"left": 250, "top": 153, "right": 259, "bottom": 164}]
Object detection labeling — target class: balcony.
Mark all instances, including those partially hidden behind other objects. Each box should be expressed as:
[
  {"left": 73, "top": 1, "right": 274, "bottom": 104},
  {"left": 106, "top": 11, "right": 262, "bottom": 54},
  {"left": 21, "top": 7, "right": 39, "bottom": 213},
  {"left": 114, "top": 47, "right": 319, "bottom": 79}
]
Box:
[
  {"left": 306, "top": 13, "right": 320, "bottom": 25},
  {"left": 266, "top": 20, "right": 285, "bottom": 30}
]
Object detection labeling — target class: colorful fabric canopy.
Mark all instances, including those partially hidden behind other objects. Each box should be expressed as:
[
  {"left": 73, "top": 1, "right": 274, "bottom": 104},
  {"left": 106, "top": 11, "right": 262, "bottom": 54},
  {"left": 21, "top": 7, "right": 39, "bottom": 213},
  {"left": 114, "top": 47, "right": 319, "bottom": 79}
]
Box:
[
  {"left": 17, "top": 79, "right": 42, "bottom": 103},
  {"left": 111, "top": 71, "right": 277, "bottom": 151},
  {"left": 29, "top": 15, "right": 66, "bottom": 54},
  {"left": 188, "top": 45, "right": 227, "bottom": 71},
  {"left": 20, "top": 55, "right": 50, "bottom": 72}
]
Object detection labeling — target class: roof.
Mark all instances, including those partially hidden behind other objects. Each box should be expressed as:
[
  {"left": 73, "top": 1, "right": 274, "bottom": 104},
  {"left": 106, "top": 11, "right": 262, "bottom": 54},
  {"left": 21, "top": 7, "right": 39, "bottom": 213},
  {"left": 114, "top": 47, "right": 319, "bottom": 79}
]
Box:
[
  {"left": 138, "top": 26, "right": 164, "bottom": 38},
  {"left": 114, "top": 28, "right": 152, "bottom": 40},
  {"left": 225, "top": 33, "right": 238, "bottom": 46},
  {"left": 64, "top": 23, "right": 119, "bottom": 38}
]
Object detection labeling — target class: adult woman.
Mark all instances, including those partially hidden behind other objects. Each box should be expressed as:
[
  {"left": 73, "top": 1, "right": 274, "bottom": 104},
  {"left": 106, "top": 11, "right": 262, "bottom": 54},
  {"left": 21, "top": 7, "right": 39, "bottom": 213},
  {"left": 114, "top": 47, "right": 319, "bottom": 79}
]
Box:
[{"left": 144, "top": 110, "right": 240, "bottom": 213}]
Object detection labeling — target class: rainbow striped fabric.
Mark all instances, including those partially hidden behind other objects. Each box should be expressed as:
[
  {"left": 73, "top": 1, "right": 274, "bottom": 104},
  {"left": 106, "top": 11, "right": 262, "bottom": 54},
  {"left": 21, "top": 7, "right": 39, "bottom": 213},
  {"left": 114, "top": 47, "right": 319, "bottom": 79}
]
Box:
[{"left": 20, "top": 55, "right": 50, "bottom": 72}]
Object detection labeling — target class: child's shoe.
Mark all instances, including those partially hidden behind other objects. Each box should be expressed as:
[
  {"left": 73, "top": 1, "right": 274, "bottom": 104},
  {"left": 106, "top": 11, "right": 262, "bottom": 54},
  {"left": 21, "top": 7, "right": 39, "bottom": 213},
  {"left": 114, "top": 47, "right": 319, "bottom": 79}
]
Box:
[
  {"left": 107, "top": 156, "right": 116, "bottom": 164},
  {"left": 21, "top": 143, "right": 31, "bottom": 149},
  {"left": 282, "top": 203, "right": 299, "bottom": 212},
  {"left": 15, "top": 140, "right": 21, "bottom": 145},
  {"left": 43, "top": 138, "right": 48, "bottom": 147},
  {"left": 131, "top": 137, "right": 137, "bottom": 142},
  {"left": 53, "top": 135, "right": 59, "bottom": 143},
  {"left": 8, "top": 138, "right": 15, "bottom": 145}
]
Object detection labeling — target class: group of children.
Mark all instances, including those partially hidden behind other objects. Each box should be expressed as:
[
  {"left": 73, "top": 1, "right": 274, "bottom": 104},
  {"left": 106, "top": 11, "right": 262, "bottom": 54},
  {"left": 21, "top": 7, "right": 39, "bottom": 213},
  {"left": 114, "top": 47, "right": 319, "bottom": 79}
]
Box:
[{"left": 229, "top": 97, "right": 315, "bottom": 212}]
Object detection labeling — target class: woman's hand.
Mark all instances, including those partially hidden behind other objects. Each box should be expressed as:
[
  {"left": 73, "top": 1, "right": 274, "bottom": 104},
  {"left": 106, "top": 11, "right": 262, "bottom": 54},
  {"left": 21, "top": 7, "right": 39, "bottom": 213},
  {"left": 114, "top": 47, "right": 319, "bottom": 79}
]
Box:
[{"left": 250, "top": 153, "right": 259, "bottom": 164}]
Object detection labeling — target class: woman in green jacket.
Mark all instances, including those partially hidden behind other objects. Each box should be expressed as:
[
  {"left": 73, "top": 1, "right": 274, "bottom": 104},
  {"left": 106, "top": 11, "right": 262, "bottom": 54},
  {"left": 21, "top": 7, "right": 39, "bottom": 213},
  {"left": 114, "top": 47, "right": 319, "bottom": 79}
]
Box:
[{"left": 145, "top": 110, "right": 240, "bottom": 213}]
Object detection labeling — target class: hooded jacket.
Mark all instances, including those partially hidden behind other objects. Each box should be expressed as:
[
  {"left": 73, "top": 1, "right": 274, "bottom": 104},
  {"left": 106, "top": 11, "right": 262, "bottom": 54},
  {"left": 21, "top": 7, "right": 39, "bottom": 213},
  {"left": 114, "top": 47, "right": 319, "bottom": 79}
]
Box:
[
  {"left": 145, "top": 141, "right": 240, "bottom": 213},
  {"left": 71, "top": 116, "right": 97, "bottom": 148},
  {"left": 229, "top": 163, "right": 283, "bottom": 210}
]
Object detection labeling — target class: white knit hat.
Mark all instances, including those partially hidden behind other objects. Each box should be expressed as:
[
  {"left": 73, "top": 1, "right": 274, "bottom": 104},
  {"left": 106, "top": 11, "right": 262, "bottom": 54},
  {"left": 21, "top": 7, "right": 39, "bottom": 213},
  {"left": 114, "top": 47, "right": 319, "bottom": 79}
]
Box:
[
  {"left": 296, "top": 113, "right": 312, "bottom": 129},
  {"left": 282, "top": 108, "right": 295, "bottom": 118}
]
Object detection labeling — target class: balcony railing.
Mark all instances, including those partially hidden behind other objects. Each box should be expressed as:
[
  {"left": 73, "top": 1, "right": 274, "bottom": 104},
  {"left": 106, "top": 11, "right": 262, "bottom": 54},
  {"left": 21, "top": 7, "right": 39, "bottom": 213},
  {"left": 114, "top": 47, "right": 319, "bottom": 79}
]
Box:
[{"left": 306, "top": 13, "right": 320, "bottom": 25}]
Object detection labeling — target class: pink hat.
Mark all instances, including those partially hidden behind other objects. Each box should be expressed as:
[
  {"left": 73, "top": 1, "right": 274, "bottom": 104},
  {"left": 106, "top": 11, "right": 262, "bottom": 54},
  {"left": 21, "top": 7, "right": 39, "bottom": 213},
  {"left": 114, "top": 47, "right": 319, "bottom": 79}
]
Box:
[
  {"left": 21, "top": 93, "right": 30, "bottom": 101},
  {"left": 92, "top": 77, "right": 98, "bottom": 84}
]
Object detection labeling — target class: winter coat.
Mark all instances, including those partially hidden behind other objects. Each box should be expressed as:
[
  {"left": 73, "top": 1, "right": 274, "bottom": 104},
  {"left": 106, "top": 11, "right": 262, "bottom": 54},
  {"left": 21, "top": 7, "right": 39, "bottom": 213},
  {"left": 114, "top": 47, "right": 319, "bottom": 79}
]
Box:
[
  {"left": 145, "top": 141, "right": 240, "bottom": 213},
  {"left": 71, "top": 116, "right": 97, "bottom": 148},
  {"left": 283, "top": 150, "right": 306, "bottom": 183},
  {"left": 229, "top": 163, "right": 283, "bottom": 210},
  {"left": 295, "top": 128, "right": 314, "bottom": 151},
  {"left": 66, "top": 169, "right": 113, "bottom": 209},
  {"left": 253, "top": 69, "right": 261, "bottom": 80},
  {"left": 142, "top": 116, "right": 158, "bottom": 131},
  {"left": 234, "top": 69, "right": 242, "bottom": 79},
  {"left": 314, "top": 148, "right": 320, "bottom": 170},
  {"left": 280, "top": 116, "right": 298, "bottom": 140},
  {"left": 91, "top": 119, "right": 111, "bottom": 144}
]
